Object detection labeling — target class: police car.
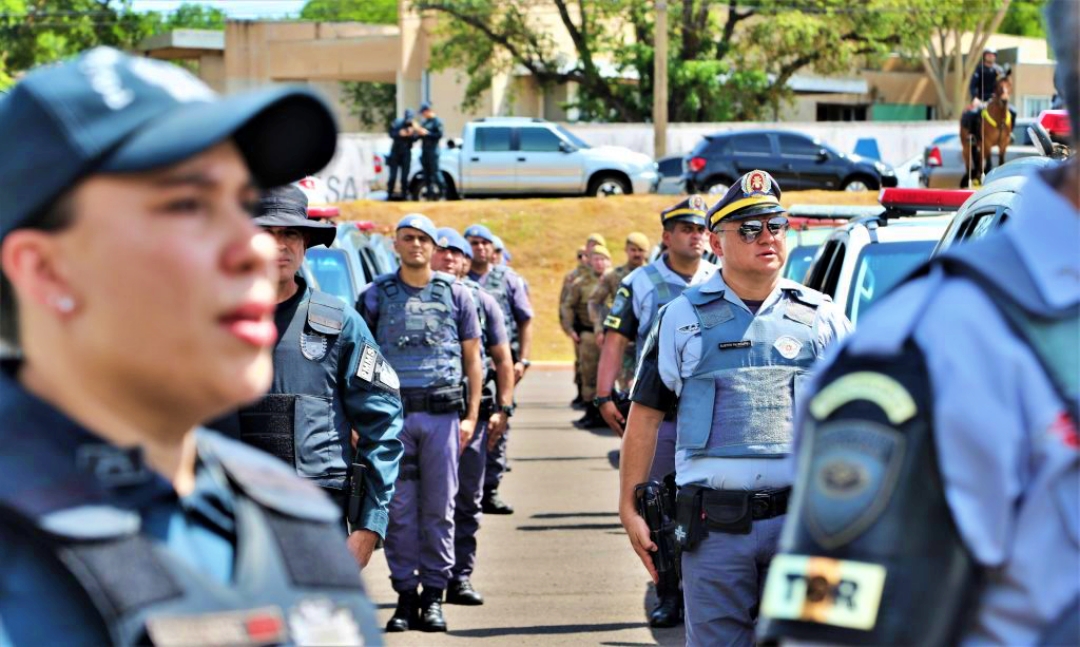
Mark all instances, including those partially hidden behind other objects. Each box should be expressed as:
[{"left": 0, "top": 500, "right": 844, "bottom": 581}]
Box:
[
  {"left": 783, "top": 206, "right": 882, "bottom": 284},
  {"left": 802, "top": 188, "right": 969, "bottom": 324}
]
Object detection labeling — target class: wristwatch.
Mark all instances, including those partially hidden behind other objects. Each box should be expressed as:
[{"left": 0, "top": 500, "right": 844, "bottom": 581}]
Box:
[
  {"left": 520, "top": 359, "right": 532, "bottom": 367},
  {"left": 499, "top": 404, "right": 516, "bottom": 417},
  {"left": 593, "top": 395, "right": 613, "bottom": 407}
]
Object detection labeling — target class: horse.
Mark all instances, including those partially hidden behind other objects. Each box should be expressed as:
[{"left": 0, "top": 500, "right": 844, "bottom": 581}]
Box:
[{"left": 960, "top": 72, "right": 1013, "bottom": 188}]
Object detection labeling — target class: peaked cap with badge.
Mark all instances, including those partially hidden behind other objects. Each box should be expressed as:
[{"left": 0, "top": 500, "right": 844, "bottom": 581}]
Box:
[
  {"left": 706, "top": 170, "right": 786, "bottom": 230},
  {"left": 661, "top": 195, "right": 709, "bottom": 227}
]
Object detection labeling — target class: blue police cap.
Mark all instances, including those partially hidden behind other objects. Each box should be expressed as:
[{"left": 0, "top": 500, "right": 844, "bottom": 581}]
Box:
[
  {"left": 435, "top": 227, "right": 472, "bottom": 258},
  {"left": 397, "top": 213, "right": 438, "bottom": 242},
  {"left": 420, "top": 101, "right": 432, "bottom": 112},
  {"left": 491, "top": 235, "right": 506, "bottom": 251},
  {"left": 253, "top": 185, "right": 336, "bottom": 249},
  {"left": 0, "top": 47, "right": 338, "bottom": 240},
  {"left": 463, "top": 224, "right": 495, "bottom": 243},
  {"left": 660, "top": 195, "right": 709, "bottom": 227},
  {"left": 404, "top": 108, "right": 415, "bottom": 120},
  {"left": 706, "top": 170, "right": 785, "bottom": 231}
]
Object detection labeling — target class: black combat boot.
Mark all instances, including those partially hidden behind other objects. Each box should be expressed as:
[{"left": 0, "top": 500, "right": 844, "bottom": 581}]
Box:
[
  {"left": 573, "top": 404, "right": 607, "bottom": 429},
  {"left": 648, "top": 576, "right": 684, "bottom": 628},
  {"left": 418, "top": 587, "right": 448, "bottom": 632},
  {"left": 385, "top": 589, "right": 419, "bottom": 632},
  {"left": 446, "top": 577, "right": 484, "bottom": 605},
  {"left": 481, "top": 489, "right": 514, "bottom": 515}
]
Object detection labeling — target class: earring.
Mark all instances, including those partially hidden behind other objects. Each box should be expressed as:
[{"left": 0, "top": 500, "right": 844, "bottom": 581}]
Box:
[{"left": 51, "top": 295, "right": 75, "bottom": 314}]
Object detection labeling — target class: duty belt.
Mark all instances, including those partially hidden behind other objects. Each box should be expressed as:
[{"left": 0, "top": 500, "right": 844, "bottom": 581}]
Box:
[
  {"left": 400, "top": 386, "right": 465, "bottom": 415},
  {"left": 675, "top": 485, "right": 790, "bottom": 549}
]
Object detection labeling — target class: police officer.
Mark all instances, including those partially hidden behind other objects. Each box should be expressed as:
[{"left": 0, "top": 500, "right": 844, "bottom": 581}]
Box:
[
  {"left": 970, "top": 48, "right": 1005, "bottom": 105},
  {"left": 211, "top": 184, "right": 404, "bottom": 571},
  {"left": 598, "top": 198, "right": 717, "bottom": 627},
  {"left": 0, "top": 48, "right": 382, "bottom": 645},
  {"left": 619, "top": 171, "right": 851, "bottom": 645},
  {"left": 589, "top": 232, "right": 649, "bottom": 392},
  {"left": 562, "top": 245, "right": 613, "bottom": 429},
  {"left": 492, "top": 234, "right": 511, "bottom": 265},
  {"left": 415, "top": 102, "right": 447, "bottom": 201},
  {"left": 358, "top": 214, "right": 483, "bottom": 633},
  {"left": 387, "top": 108, "right": 417, "bottom": 201},
  {"left": 464, "top": 224, "right": 535, "bottom": 515},
  {"left": 760, "top": 3, "right": 1079, "bottom": 644},
  {"left": 431, "top": 227, "right": 516, "bottom": 606}
]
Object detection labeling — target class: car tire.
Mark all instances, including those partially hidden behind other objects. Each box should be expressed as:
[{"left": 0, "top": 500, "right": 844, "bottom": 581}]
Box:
[
  {"left": 702, "top": 178, "right": 733, "bottom": 196},
  {"left": 409, "top": 174, "right": 457, "bottom": 201},
  {"left": 588, "top": 174, "right": 630, "bottom": 197},
  {"left": 842, "top": 175, "right": 879, "bottom": 192}
]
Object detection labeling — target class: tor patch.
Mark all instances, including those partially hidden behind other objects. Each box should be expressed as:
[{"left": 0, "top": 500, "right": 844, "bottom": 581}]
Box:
[{"left": 805, "top": 420, "right": 906, "bottom": 549}]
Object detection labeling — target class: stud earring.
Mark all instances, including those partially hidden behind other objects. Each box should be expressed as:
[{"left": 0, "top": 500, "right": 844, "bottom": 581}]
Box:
[{"left": 51, "top": 295, "right": 75, "bottom": 314}]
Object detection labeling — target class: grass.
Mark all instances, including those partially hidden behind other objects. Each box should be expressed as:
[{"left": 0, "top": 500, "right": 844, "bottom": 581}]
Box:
[{"left": 338, "top": 192, "right": 878, "bottom": 361}]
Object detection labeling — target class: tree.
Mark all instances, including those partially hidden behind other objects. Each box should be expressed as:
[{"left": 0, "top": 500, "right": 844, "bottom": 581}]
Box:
[
  {"left": 915, "top": 0, "right": 1011, "bottom": 120},
  {"left": 998, "top": 0, "right": 1045, "bottom": 37},
  {"left": 411, "top": 0, "right": 925, "bottom": 123},
  {"left": 300, "top": 0, "right": 398, "bottom": 130},
  {"left": 151, "top": 3, "right": 226, "bottom": 31}
]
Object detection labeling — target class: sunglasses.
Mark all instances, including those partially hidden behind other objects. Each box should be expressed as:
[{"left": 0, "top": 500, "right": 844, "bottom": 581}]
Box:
[{"left": 722, "top": 216, "right": 790, "bottom": 244}]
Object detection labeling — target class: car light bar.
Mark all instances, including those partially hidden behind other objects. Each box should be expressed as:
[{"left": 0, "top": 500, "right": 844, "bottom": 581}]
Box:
[
  {"left": 355, "top": 221, "right": 376, "bottom": 232},
  {"left": 788, "top": 205, "right": 884, "bottom": 219},
  {"left": 1038, "top": 109, "right": 1072, "bottom": 138},
  {"left": 878, "top": 187, "right": 974, "bottom": 212},
  {"left": 307, "top": 205, "right": 340, "bottom": 219}
]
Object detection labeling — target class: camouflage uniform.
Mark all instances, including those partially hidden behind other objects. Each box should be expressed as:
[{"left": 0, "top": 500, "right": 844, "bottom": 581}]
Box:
[
  {"left": 560, "top": 267, "right": 602, "bottom": 402},
  {"left": 589, "top": 263, "right": 638, "bottom": 390}
]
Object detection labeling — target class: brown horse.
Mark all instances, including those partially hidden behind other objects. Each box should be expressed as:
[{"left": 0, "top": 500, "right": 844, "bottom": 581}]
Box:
[{"left": 961, "top": 72, "right": 1013, "bottom": 188}]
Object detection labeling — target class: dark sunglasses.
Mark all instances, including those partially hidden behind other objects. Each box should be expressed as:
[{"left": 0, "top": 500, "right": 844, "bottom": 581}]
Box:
[{"left": 723, "top": 216, "right": 789, "bottom": 244}]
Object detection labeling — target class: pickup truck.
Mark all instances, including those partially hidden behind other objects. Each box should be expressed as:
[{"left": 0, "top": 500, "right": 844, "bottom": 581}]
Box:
[{"left": 386, "top": 117, "right": 659, "bottom": 200}]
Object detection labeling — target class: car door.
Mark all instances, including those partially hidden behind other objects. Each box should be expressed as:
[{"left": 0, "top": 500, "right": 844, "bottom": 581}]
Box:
[
  {"left": 515, "top": 126, "right": 582, "bottom": 193},
  {"left": 777, "top": 133, "right": 833, "bottom": 190},
  {"left": 461, "top": 126, "right": 517, "bottom": 194},
  {"left": 731, "top": 133, "right": 786, "bottom": 180}
]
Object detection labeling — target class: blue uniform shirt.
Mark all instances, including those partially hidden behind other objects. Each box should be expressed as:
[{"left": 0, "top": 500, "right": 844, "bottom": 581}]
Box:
[{"left": 795, "top": 170, "right": 1079, "bottom": 644}]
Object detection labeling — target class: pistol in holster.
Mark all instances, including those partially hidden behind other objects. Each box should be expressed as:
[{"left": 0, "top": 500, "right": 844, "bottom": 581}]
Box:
[
  {"left": 346, "top": 461, "right": 369, "bottom": 533},
  {"left": 634, "top": 475, "right": 680, "bottom": 579}
]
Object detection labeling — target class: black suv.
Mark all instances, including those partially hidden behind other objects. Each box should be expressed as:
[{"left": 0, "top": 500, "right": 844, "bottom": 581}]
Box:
[{"left": 682, "top": 129, "right": 897, "bottom": 195}]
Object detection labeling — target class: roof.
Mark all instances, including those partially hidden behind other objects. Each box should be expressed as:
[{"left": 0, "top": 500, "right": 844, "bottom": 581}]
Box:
[{"left": 139, "top": 29, "right": 225, "bottom": 55}]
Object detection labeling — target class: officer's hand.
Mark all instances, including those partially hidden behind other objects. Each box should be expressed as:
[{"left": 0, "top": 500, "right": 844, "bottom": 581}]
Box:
[
  {"left": 595, "top": 331, "right": 605, "bottom": 347},
  {"left": 350, "top": 428, "right": 359, "bottom": 449},
  {"left": 620, "top": 507, "right": 659, "bottom": 584},
  {"left": 599, "top": 401, "right": 626, "bottom": 436},
  {"left": 486, "top": 420, "right": 506, "bottom": 451},
  {"left": 347, "top": 529, "right": 379, "bottom": 569},
  {"left": 488, "top": 411, "right": 508, "bottom": 437},
  {"left": 513, "top": 361, "right": 529, "bottom": 383},
  {"left": 459, "top": 419, "right": 476, "bottom": 455}
]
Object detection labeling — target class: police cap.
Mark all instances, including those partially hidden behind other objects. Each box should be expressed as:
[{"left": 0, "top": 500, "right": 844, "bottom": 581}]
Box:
[
  {"left": 436, "top": 227, "right": 472, "bottom": 259},
  {"left": 463, "top": 224, "right": 495, "bottom": 243},
  {"left": 660, "top": 195, "right": 709, "bottom": 227},
  {"left": 253, "top": 185, "right": 336, "bottom": 249},
  {"left": 397, "top": 214, "right": 438, "bottom": 242},
  {"left": 706, "top": 170, "right": 785, "bottom": 231}
]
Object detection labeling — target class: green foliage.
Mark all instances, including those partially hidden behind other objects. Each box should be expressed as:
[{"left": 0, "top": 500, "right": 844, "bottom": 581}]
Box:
[
  {"left": 340, "top": 81, "right": 398, "bottom": 130},
  {"left": 998, "top": 0, "right": 1046, "bottom": 37},
  {"left": 300, "top": 0, "right": 397, "bottom": 24},
  {"left": 150, "top": 3, "right": 226, "bottom": 31}
]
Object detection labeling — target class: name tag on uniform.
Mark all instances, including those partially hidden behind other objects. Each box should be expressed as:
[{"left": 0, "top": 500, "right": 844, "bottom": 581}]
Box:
[
  {"left": 761, "top": 554, "right": 886, "bottom": 630},
  {"left": 718, "top": 340, "right": 752, "bottom": 351}
]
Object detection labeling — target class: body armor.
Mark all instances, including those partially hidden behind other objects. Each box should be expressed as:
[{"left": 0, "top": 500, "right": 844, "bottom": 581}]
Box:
[{"left": 373, "top": 272, "right": 462, "bottom": 390}]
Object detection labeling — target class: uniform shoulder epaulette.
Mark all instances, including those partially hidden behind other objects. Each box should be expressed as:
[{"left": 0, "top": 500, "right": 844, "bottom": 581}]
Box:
[
  {"left": 782, "top": 280, "right": 828, "bottom": 307},
  {"left": 432, "top": 271, "right": 456, "bottom": 286},
  {"left": 307, "top": 289, "right": 345, "bottom": 334},
  {"left": 196, "top": 430, "right": 340, "bottom": 524}
]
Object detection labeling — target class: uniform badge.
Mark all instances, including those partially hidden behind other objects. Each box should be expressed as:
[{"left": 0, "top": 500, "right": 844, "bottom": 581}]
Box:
[
  {"left": 809, "top": 371, "right": 917, "bottom": 424},
  {"left": 356, "top": 344, "right": 377, "bottom": 383},
  {"left": 409, "top": 217, "right": 424, "bottom": 229},
  {"left": 677, "top": 322, "right": 700, "bottom": 334},
  {"left": 689, "top": 194, "right": 707, "bottom": 211},
  {"left": 375, "top": 360, "right": 400, "bottom": 391},
  {"left": 773, "top": 335, "right": 803, "bottom": 359},
  {"left": 742, "top": 170, "right": 772, "bottom": 196},
  {"left": 438, "top": 236, "right": 449, "bottom": 247},
  {"left": 146, "top": 607, "right": 287, "bottom": 646},
  {"left": 288, "top": 598, "right": 363, "bottom": 646},
  {"left": 300, "top": 330, "right": 329, "bottom": 361}
]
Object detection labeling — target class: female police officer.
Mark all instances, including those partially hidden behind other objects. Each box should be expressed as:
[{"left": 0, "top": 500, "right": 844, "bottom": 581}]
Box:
[{"left": 0, "top": 48, "right": 381, "bottom": 645}]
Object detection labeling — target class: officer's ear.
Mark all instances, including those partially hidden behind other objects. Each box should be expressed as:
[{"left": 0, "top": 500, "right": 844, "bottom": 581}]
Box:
[{"left": 709, "top": 230, "right": 724, "bottom": 259}]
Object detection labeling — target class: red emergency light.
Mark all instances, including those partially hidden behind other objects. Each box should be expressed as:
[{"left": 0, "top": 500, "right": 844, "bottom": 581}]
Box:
[
  {"left": 878, "top": 187, "right": 974, "bottom": 212},
  {"left": 926, "top": 146, "right": 943, "bottom": 167},
  {"left": 307, "top": 205, "right": 340, "bottom": 219},
  {"left": 1038, "top": 110, "right": 1072, "bottom": 138},
  {"left": 355, "top": 221, "right": 376, "bottom": 232}
]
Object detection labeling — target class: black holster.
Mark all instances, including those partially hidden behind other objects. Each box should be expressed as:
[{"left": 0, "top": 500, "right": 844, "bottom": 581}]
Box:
[
  {"left": 635, "top": 477, "right": 680, "bottom": 580},
  {"left": 345, "top": 461, "right": 369, "bottom": 532}
]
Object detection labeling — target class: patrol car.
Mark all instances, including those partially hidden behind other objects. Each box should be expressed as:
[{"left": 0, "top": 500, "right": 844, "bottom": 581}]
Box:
[
  {"left": 802, "top": 188, "right": 967, "bottom": 324},
  {"left": 783, "top": 206, "right": 881, "bottom": 284}
]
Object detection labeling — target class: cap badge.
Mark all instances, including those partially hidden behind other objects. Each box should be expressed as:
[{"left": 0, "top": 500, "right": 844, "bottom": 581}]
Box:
[
  {"left": 438, "top": 237, "right": 449, "bottom": 246},
  {"left": 742, "top": 170, "right": 771, "bottom": 196},
  {"left": 689, "top": 195, "right": 707, "bottom": 211},
  {"left": 410, "top": 218, "right": 423, "bottom": 228}
]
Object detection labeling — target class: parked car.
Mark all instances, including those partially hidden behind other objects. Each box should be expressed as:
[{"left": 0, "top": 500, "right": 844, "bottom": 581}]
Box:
[
  {"left": 336, "top": 221, "right": 398, "bottom": 284},
  {"left": 919, "top": 118, "right": 1041, "bottom": 188},
  {"left": 390, "top": 117, "right": 659, "bottom": 200},
  {"left": 304, "top": 246, "right": 361, "bottom": 307},
  {"left": 802, "top": 188, "right": 968, "bottom": 325},
  {"left": 682, "top": 129, "right": 897, "bottom": 195},
  {"left": 656, "top": 155, "right": 686, "bottom": 195}
]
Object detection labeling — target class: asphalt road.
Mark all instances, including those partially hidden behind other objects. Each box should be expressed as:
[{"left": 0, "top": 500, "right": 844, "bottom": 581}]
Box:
[{"left": 363, "top": 368, "right": 684, "bottom": 646}]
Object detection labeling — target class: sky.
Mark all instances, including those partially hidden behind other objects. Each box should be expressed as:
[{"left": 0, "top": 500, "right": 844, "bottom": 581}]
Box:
[{"left": 129, "top": 1, "right": 308, "bottom": 20}]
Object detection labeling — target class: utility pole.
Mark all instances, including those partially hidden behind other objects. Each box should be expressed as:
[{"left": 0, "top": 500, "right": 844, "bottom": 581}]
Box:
[{"left": 653, "top": 0, "right": 668, "bottom": 159}]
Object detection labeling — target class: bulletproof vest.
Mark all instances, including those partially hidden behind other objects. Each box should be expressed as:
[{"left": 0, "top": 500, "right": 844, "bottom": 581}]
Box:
[
  {"left": 0, "top": 432, "right": 381, "bottom": 647},
  {"left": 675, "top": 284, "right": 821, "bottom": 459},
  {"left": 477, "top": 265, "right": 520, "bottom": 355},
  {"left": 236, "top": 290, "right": 350, "bottom": 490},
  {"left": 462, "top": 277, "right": 489, "bottom": 360},
  {"left": 374, "top": 271, "right": 462, "bottom": 390},
  {"left": 638, "top": 263, "right": 690, "bottom": 349}
]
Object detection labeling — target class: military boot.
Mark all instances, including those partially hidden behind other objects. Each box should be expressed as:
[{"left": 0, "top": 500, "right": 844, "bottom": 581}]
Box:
[
  {"left": 573, "top": 404, "right": 607, "bottom": 429},
  {"left": 385, "top": 589, "right": 420, "bottom": 632},
  {"left": 418, "top": 587, "right": 448, "bottom": 632},
  {"left": 648, "top": 577, "right": 684, "bottom": 628},
  {"left": 482, "top": 489, "right": 514, "bottom": 515},
  {"left": 446, "top": 577, "right": 484, "bottom": 606}
]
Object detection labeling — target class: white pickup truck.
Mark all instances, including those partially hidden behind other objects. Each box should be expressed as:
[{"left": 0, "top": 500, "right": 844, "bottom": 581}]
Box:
[{"left": 385, "top": 117, "right": 659, "bottom": 199}]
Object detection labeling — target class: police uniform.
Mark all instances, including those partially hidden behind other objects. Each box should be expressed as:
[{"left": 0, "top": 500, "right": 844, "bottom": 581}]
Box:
[
  {"left": 0, "top": 48, "right": 379, "bottom": 646},
  {"left": 630, "top": 172, "right": 851, "bottom": 646},
  {"left": 213, "top": 186, "right": 405, "bottom": 543},
  {"left": 418, "top": 103, "right": 446, "bottom": 199},
  {"left": 604, "top": 198, "right": 718, "bottom": 483},
  {"left": 357, "top": 215, "right": 482, "bottom": 631},
  {"left": 561, "top": 245, "right": 608, "bottom": 418},
  {"left": 759, "top": 167, "right": 1079, "bottom": 645},
  {"left": 387, "top": 109, "right": 417, "bottom": 200},
  {"left": 464, "top": 224, "right": 535, "bottom": 511}
]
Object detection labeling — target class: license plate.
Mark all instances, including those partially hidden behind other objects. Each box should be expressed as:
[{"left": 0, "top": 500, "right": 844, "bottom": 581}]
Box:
[{"left": 761, "top": 554, "right": 886, "bottom": 631}]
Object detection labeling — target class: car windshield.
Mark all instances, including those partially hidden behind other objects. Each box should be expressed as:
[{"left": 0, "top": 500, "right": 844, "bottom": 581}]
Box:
[
  {"left": 305, "top": 248, "right": 356, "bottom": 306},
  {"left": 846, "top": 240, "right": 935, "bottom": 324},
  {"left": 784, "top": 245, "right": 821, "bottom": 284},
  {"left": 555, "top": 125, "right": 590, "bottom": 149}
]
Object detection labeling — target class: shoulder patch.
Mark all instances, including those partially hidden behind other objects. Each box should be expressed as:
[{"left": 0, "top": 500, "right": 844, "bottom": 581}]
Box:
[
  {"left": 809, "top": 372, "right": 917, "bottom": 425},
  {"left": 356, "top": 343, "right": 378, "bottom": 383}
]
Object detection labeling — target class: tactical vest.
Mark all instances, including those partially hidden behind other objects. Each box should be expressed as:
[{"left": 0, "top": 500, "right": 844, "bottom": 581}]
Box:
[
  {"left": 462, "top": 277, "right": 489, "bottom": 355},
  {"left": 477, "top": 265, "right": 520, "bottom": 357},
  {"left": 675, "top": 284, "right": 822, "bottom": 459},
  {"left": 638, "top": 263, "right": 690, "bottom": 350},
  {"left": 237, "top": 289, "right": 351, "bottom": 490},
  {"left": 374, "top": 271, "right": 462, "bottom": 390},
  {"left": 759, "top": 233, "right": 1078, "bottom": 645},
  {"left": 0, "top": 432, "right": 381, "bottom": 647}
]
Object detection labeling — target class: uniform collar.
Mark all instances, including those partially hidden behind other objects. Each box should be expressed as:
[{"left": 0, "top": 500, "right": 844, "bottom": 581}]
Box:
[
  {"left": 1003, "top": 169, "right": 1080, "bottom": 310},
  {"left": 699, "top": 272, "right": 789, "bottom": 314}
]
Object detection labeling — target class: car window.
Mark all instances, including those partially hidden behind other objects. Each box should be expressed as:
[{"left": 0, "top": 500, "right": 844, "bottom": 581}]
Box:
[
  {"left": 778, "top": 134, "right": 820, "bottom": 157},
  {"left": 554, "top": 125, "right": 590, "bottom": 149},
  {"left": 519, "top": 127, "right": 563, "bottom": 152},
  {"left": 847, "top": 240, "right": 935, "bottom": 324},
  {"left": 658, "top": 157, "right": 682, "bottom": 176},
  {"left": 475, "top": 127, "right": 513, "bottom": 152},
  {"left": 1011, "top": 122, "right": 1033, "bottom": 146},
  {"left": 732, "top": 134, "right": 771, "bottom": 156},
  {"left": 822, "top": 241, "right": 846, "bottom": 298},
  {"left": 969, "top": 208, "right": 1005, "bottom": 240},
  {"left": 784, "top": 244, "right": 820, "bottom": 284},
  {"left": 305, "top": 248, "right": 357, "bottom": 306}
]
